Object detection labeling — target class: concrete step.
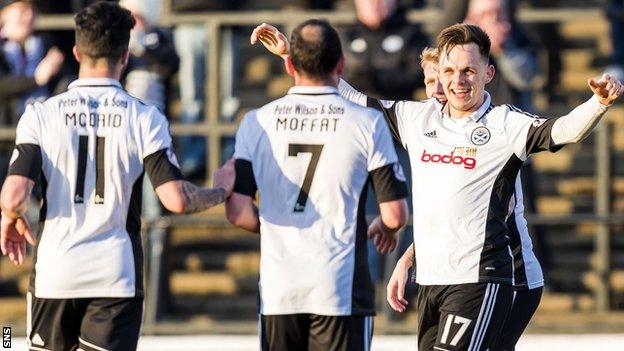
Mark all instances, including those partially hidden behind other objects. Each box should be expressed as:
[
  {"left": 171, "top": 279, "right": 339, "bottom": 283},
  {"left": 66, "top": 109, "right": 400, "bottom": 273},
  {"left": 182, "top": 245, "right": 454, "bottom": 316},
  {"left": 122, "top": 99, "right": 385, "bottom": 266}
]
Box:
[
  {"left": 562, "top": 49, "right": 595, "bottom": 71},
  {"left": 173, "top": 251, "right": 260, "bottom": 274},
  {"left": 169, "top": 272, "right": 257, "bottom": 296},
  {"left": 537, "top": 292, "right": 594, "bottom": 313},
  {"left": 582, "top": 270, "right": 624, "bottom": 293},
  {"left": 171, "top": 294, "right": 258, "bottom": 320}
]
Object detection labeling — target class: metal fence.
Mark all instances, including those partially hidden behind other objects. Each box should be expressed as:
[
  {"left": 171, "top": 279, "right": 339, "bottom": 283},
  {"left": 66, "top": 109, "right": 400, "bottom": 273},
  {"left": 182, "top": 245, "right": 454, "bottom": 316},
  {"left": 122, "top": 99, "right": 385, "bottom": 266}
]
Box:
[{"left": 15, "top": 6, "right": 621, "bottom": 321}]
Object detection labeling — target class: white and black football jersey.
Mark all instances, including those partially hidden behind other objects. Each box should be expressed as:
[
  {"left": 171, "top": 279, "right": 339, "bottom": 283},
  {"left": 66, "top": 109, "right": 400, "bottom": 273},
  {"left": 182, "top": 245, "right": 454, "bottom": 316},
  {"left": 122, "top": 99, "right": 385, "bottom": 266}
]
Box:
[
  {"left": 509, "top": 175, "right": 544, "bottom": 290},
  {"left": 233, "top": 86, "right": 408, "bottom": 316},
  {"left": 9, "top": 78, "right": 183, "bottom": 298},
  {"left": 339, "top": 80, "right": 607, "bottom": 286}
]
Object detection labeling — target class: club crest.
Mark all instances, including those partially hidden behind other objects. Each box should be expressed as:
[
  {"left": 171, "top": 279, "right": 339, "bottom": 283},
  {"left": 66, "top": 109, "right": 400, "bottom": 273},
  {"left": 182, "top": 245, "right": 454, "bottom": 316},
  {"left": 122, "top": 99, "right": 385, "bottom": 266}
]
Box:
[{"left": 470, "top": 126, "right": 491, "bottom": 146}]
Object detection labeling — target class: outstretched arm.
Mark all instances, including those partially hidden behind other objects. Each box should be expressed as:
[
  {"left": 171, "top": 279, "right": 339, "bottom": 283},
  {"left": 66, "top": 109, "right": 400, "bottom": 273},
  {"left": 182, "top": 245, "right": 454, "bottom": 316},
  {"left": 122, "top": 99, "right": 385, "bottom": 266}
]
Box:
[
  {"left": 551, "top": 73, "right": 622, "bottom": 145},
  {"left": 155, "top": 158, "right": 235, "bottom": 214}
]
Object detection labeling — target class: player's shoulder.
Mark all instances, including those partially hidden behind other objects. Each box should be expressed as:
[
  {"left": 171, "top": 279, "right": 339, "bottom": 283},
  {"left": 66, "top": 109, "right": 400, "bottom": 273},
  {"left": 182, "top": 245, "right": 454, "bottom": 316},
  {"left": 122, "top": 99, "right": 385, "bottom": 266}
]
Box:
[
  {"left": 395, "top": 97, "right": 441, "bottom": 115},
  {"left": 491, "top": 104, "right": 539, "bottom": 119}
]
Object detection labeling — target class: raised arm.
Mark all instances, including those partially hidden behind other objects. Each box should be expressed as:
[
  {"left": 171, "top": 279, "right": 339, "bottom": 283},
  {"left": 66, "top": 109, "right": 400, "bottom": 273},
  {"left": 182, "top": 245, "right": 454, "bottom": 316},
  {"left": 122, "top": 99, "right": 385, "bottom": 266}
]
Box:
[
  {"left": 550, "top": 73, "right": 622, "bottom": 145},
  {"left": 251, "top": 23, "right": 416, "bottom": 146}
]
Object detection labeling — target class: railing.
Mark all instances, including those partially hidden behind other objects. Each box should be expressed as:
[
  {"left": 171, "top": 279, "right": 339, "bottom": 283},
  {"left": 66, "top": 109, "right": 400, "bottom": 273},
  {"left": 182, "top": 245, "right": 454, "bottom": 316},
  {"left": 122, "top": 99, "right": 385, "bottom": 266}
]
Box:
[{"left": 7, "top": 6, "right": 619, "bottom": 324}]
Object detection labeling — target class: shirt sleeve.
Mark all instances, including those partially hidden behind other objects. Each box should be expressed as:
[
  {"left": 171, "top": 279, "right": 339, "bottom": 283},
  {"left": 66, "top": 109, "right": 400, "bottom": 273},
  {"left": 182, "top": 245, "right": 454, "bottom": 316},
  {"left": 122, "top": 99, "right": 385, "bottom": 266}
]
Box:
[
  {"left": 505, "top": 106, "right": 563, "bottom": 160},
  {"left": 338, "top": 78, "right": 424, "bottom": 149},
  {"left": 8, "top": 105, "right": 42, "bottom": 181},
  {"left": 369, "top": 162, "right": 409, "bottom": 203},
  {"left": 139, "top": 107, "right": 184, "bottom": 186},
  {"left": 233, "top": 111, "right": 258, "bottom": 196},
  {"left": 507, "top": 96, "right": 609, "bottom": 160},
  {"left": 367, "top": 110, "right": 400, "bottom": 171},
  {"left": 138, "top": 107, "right": 176, "bottom": 159}
]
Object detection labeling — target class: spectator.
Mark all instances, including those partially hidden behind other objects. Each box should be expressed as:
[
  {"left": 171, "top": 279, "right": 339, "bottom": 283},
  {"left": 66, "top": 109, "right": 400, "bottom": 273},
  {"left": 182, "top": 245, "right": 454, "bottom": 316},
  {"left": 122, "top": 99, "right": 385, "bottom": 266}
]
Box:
[
  {"left": 121, "top": 0, "right": 179, "bottom": 220},
  {"left": 121, "top": 0, "right": 178, "bottom": 112},
  {"left": 464, "top": 0, "right": 539, "bottom": 110},
  {"left": 606, "top": 0, "right": 624, "bottom": 82},
  {"left": 0, "top": 0, "right": 63, "bottom": 183},
  {"left": 340, "top": 0, "right": 428, "bottom": 100},
  {"left": 172, "top": 1, "right": 243, "bottom": 179}
]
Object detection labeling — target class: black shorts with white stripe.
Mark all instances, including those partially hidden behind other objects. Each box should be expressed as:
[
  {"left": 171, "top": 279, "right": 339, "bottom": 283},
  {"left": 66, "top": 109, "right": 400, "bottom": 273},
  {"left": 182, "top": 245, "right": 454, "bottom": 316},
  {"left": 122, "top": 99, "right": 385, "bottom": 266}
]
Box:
[
  {"left": 416, "top": 282, "right": 513, "bottom": 351},
  {"left": 260, "top": 314, "right": 373, "bottom": 351},
  {"left": 26, "top": 292, "right": 142, "bottom": 351}
]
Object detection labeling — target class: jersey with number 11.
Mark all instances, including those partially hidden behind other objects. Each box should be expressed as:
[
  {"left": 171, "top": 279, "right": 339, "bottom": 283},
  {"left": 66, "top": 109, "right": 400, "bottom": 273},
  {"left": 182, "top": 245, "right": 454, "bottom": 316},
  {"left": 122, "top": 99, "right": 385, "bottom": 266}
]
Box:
[{"left": 12, "top": 78, "right": 176, "bottom": 299}]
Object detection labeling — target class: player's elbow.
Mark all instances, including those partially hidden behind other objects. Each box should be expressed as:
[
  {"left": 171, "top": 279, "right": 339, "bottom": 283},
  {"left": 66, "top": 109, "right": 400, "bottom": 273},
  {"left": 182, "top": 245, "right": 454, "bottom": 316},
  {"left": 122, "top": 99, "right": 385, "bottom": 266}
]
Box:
[
  {"left": 164, "top": 197, "right": 187, "bottom": 214},
  {"left": 155, "top": 181, "right": 187, "bottom": 214},
  {"left": 225, "top": 203, "right": 244, "bottom": 227},
  {"left": 379, "top": 199, "right": 409, "bottom": 231}
]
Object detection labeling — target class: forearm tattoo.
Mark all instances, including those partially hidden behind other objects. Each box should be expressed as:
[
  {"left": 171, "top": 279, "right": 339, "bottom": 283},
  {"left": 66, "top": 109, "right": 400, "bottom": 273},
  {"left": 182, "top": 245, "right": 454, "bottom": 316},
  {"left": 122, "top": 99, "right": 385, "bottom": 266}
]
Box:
[{"left": 181, "top": 181, "right": 226, "bottom": 214}]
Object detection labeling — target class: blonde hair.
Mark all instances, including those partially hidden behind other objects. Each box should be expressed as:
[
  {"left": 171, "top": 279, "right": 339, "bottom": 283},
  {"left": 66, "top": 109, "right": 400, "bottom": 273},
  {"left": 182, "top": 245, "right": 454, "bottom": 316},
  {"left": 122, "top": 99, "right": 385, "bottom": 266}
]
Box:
[{"left": 420, "top": 47, "right": 439, "bottom": 70}]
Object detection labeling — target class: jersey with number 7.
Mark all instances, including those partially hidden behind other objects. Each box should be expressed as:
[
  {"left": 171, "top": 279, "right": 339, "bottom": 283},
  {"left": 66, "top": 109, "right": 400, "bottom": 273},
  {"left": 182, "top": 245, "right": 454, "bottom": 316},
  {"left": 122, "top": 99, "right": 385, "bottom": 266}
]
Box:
[{"left": 233, "top": 86, "right": 408, "bottom": 316}]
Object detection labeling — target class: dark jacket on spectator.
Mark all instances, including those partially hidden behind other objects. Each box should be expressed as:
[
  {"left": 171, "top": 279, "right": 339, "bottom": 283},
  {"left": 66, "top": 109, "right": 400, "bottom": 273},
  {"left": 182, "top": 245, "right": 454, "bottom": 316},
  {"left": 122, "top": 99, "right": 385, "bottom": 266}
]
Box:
[
  {"left": 171, "top": 0, "right": 244, "bottom": 12},
  {"left": 340, "top": 6, "right": 428, "bottom": 100},
  {"left": 0, "top": 40, "right": 39, "bottom": 126}
]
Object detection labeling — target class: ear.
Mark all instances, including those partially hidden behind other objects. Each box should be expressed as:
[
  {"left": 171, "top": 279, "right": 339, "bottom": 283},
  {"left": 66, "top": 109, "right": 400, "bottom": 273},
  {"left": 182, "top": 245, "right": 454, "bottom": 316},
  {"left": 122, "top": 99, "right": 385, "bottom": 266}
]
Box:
[
  {"left": 485, "top": 64, "right": 495, "bottom": 84},
  {"left": 285, "top": 56, "right": 296, "bottom": 78},
  {"left": 336, "top": 55, "right": 345, "bottom": 76},
  {"left": 72, "top": 45, "right": 81, "bottom": 63}
]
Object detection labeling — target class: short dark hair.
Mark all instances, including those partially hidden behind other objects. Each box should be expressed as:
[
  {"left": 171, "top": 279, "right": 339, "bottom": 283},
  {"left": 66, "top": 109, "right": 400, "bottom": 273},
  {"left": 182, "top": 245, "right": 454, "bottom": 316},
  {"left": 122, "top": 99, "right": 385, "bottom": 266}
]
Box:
[
  {"left": 290, "top": 19, "right": 343, "bottom": 79},
  {"left": 436, "top": 23, "right": 491, "bottom": 61},
  {"left": 74, "top": 1, "right": 135, "bottom": 65}
]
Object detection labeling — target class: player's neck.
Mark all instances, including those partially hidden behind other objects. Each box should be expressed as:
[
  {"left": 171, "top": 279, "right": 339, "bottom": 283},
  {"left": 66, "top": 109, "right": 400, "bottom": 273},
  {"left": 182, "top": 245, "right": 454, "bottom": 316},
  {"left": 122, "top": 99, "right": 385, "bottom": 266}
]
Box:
[
  {"left": 294, "top": 74, "right": 338, "bottom": 88},
  {"left": 78, "top": 61, "right": 123, "bottom": 81},
  {"left": 445, "top": 93, "right": 487, "bottom": 119}
]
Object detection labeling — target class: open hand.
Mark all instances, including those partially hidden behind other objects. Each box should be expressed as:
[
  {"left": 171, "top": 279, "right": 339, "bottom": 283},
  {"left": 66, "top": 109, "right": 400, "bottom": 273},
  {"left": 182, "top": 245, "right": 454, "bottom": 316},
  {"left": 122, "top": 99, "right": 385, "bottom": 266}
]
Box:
[
  {"left": 250, "top": 23, "right": 290, "bottom": 59},
  {"left": 387, "top": 258, "right": 410, "bottom": 312},
  {"left": 588, "top": 73, "right": 623, "bottom": 106},
  {"left": 1, "top": 214, "right": 36, "bottom": 265},
  {"left": 367, "top": 217, "right": 397, "bottom": 255}
]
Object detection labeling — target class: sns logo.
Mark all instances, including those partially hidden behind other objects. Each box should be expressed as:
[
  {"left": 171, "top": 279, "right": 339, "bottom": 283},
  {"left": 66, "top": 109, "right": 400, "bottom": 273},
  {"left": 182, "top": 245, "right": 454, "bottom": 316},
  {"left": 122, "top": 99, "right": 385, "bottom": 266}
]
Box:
[{"left": 421, "top": 150, "right": 476, "bottom": 170}]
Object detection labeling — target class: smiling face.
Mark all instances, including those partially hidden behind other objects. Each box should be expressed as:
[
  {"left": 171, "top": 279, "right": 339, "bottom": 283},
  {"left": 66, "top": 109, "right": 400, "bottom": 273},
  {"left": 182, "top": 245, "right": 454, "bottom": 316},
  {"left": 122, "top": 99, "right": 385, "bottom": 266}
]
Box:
[
  {"left": 423, "top": 62, "right": 446, "bottom": 103},
  {"left": 438, "top": 43, "right": 494, "bottom": 117}
]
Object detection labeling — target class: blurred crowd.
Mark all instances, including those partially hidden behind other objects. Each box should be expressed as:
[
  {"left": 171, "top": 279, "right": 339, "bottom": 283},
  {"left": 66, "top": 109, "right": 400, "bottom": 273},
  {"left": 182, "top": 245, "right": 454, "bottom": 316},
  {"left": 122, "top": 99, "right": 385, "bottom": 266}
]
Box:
[{"left": 0, "top": 0, "right": 622, "bottom": 294}]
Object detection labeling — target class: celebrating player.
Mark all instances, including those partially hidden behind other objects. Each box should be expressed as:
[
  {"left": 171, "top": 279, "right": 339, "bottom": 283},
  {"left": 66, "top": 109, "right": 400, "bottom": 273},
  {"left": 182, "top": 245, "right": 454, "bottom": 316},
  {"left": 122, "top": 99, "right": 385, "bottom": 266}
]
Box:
[
  {"left": 230, "top": 19, "right": 409, "bottom": 350},
  {"left": 387, "top": 46, "right": 545, "bottom": 351},
  {"left": 0, "top": 2, "right": 234, "bottom": 350},
  {"left": 253, "top": 22, "right": 622, "bottom": 351}
]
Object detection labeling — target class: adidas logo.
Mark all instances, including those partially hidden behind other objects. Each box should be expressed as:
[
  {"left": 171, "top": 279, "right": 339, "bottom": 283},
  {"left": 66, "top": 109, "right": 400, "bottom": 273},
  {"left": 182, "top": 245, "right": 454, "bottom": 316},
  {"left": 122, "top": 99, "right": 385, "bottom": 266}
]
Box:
[
  {"left": 423, "top": 130, "right": 437, "bottom": 138},
  {"left": 32, "top": 333, "right": 44, "bottom": 346}
]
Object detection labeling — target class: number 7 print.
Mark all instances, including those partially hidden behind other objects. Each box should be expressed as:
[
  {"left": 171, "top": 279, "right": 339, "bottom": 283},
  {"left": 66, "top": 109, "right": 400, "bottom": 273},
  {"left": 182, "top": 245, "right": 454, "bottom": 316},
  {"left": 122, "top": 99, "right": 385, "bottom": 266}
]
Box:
[{"left": 288, "top": 143, "right": 324, "bottom": 212}]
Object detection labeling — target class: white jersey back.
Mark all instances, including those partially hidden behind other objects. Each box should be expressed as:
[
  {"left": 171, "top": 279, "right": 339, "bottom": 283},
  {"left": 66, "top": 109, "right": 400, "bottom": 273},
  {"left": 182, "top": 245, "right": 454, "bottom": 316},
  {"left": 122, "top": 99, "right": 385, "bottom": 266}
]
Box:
[
  {"left": 13, "top": 78, "right": 175, "bottom": 298},
  {"left": 234, "top": 86, "right": 406, "bottom": 316}
]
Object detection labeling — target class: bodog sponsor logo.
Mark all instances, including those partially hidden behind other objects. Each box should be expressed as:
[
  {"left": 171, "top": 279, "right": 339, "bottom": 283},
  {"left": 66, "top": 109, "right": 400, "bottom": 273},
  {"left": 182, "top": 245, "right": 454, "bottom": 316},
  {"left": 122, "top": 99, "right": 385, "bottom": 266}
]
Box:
[{"left": 421, "top": 149, "right": 477, "bottom": 169}]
